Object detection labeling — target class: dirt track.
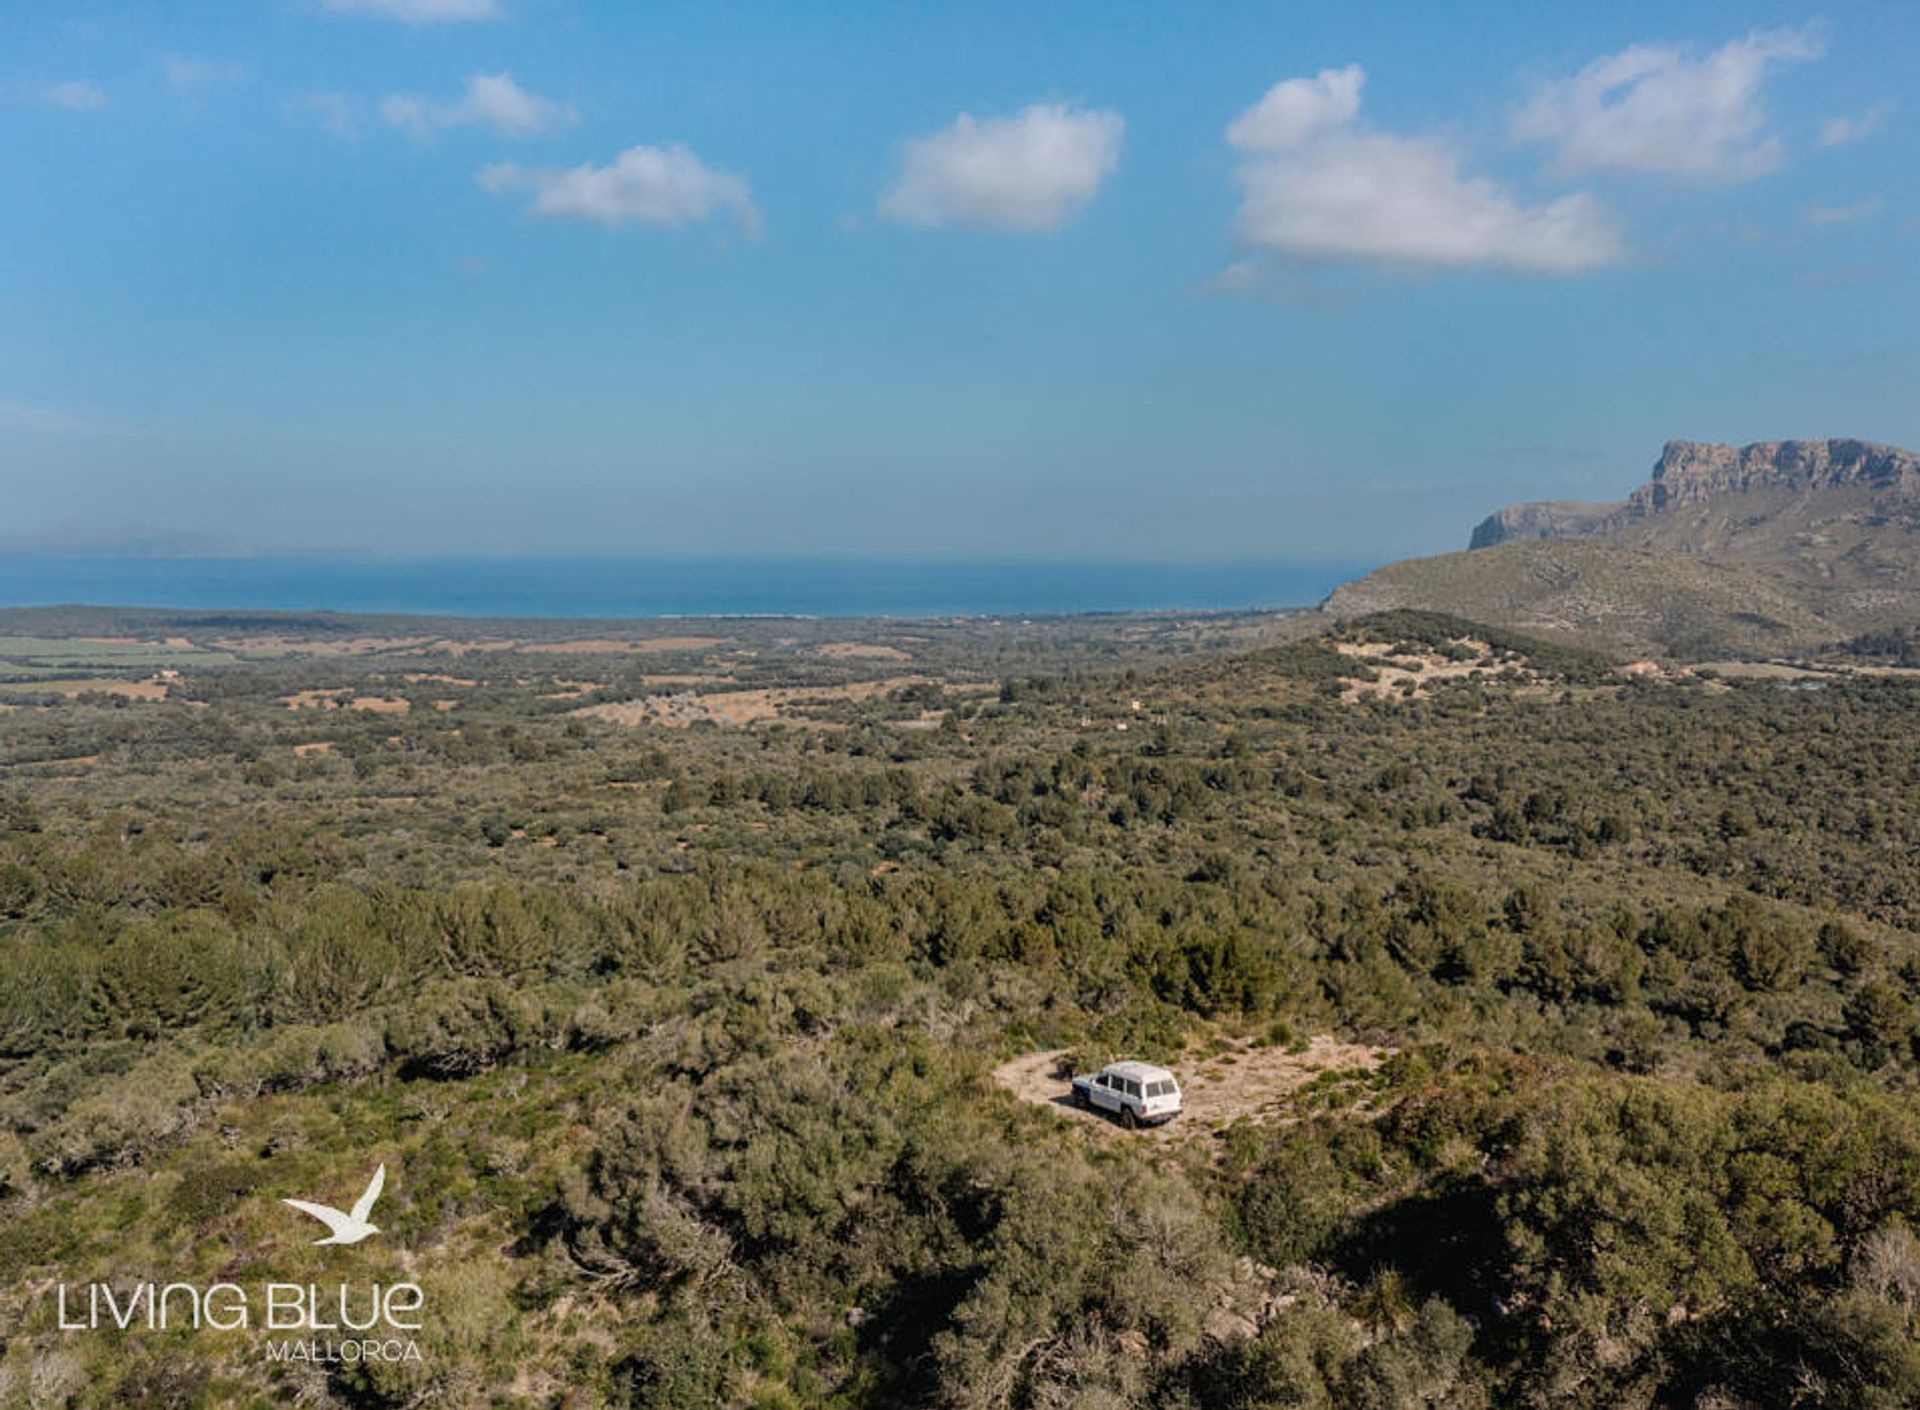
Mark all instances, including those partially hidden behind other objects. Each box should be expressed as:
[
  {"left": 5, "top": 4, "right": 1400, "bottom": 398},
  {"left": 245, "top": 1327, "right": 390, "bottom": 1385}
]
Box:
[{"left": 991, "top": 1035, "right": 1388, "bottom": 1146}]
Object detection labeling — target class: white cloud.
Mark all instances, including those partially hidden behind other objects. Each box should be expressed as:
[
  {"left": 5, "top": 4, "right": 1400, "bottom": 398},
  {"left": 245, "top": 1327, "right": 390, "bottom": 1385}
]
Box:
[
  {"left": 292, "top": 92, "right": 368, "bottom": 140},
  {"left": 1238, "top": 134, "right": 1620, "bottom": 274},
  {"left": 1198, "top": 260, "right": 1264, "bottom": 295},
  {"left": 1820, "top": 101, "right": 1892, "bottom": 147},
  {"left": 1512, "top": 27, "right": 1823, "bottom": 182},
  {"left": 1803, "top": 197, "right": 1882, "bottom": 226},
  {"left": 317, "top": 0, "right": 501, "bottom": 21},
  {"left": 480, "top": 144, "right": 760, "bottom": 234},
  {"left": 31, "top": 81, "right": 108, "bottom": 111},
  {"left": 381, "top": 73, "right": 575, "bottom": 141},
  {"left": 1226, "top": 66, "right": 1620, "bottom": 275},
  {"left": 163, "top": 55, "right": 248, "bottom": 92},
  {"left": 1227, "top": 65, "right": 1363, "bottom": 152},
  {"left": 879, "top": 104, "right": 1123, "bottom": 231}
]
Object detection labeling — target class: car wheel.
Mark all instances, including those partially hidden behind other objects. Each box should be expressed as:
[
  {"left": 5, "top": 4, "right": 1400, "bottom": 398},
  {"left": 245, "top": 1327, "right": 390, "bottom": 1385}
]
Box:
[
  {"left": 1073, "top": 1087, "right": 1089, "bottom": 1109},
  {"left": 1121, "top": 1106, "right": 1138, "bottom": 1131}
]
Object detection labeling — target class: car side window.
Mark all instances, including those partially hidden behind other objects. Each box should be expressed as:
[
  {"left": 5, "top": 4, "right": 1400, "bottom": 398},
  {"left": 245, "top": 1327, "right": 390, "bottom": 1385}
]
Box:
[
  {"left": 1095, "top": 1074, "right": 1111, "bottom": 1089},
  {"left": 1123, "top": 1079, "right": 1140, "bottom": 1098}
]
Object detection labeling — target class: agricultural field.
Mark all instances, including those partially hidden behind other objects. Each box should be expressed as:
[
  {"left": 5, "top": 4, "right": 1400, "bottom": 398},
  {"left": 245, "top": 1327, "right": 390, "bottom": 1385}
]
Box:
[{"left": 0, "top": 635, "right": 235, "bottom": 682}]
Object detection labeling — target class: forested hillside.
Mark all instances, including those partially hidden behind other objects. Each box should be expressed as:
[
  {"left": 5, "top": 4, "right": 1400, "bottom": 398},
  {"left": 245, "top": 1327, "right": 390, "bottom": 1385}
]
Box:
[{"left": 2, "top": 609, "right": 1918, "bottom": 1407}]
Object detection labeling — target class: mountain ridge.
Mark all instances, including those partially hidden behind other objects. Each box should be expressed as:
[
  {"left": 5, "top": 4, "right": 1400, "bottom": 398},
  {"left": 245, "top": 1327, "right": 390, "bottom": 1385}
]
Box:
[
  {"left": 1336, "top": 437, "right": 1920, "bottom": 659},
  {"left": 1470, "top": 438, "right": 1920, "bottom": 549}
]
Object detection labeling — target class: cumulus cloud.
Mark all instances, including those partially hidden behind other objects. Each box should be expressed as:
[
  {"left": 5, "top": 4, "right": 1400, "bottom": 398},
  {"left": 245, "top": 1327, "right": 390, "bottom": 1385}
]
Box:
[
  {"left": 24, "top": 81, "right": 108, "bottom": 111},
  {"left": 317, "top": 0, "right": 501, "bottom": 21},
  {"left": 1512, "top": 27, "right": 1823, "bottom": 182},
  {"left": 293, "top": 92, "right": 368, "bottom": 139},
  {"left": 880, "top": 104, "right": 1123, "bottom": 231},
  {"left": 1820, "top": 102, "right": 1892, "bottom": 147},
  {"left": 1197, "top": 260, "right": 1264, "bottom": 296},
  {"left": 382, "top": 73, "right": 575, "bottom": 141},
  {"left": 163, "top": 55, "right": 248, "bottom": 92},
  {"left": 480, "top": 144, "right": 760, "bottom": 234},
  {"left": 1803, "top": 197, "right": 1882, "bottom": 226},
  {"left": 1225, "top": 65, "right": 1620, "bottom": 275},
  {"left": 1227, "top": 65, "right": 1362, "bottom": 152}
]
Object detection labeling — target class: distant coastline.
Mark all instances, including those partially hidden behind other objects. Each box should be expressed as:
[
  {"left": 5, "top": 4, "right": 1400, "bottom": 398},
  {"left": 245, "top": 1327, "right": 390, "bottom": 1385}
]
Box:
[{"left": 0, "top": 556, "right": 1368, "bottom": 620}]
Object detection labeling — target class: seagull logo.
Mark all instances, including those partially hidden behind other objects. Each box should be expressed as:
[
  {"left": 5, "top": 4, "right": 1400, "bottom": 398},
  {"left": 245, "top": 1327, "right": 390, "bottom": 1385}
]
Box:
[{"left": 282, "top": 1164, "right": 386, "bottom": 1246}]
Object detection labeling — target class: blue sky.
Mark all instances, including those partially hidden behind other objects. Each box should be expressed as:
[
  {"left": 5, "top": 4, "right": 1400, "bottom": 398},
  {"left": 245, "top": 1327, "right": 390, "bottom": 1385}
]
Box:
[{"left": 0, "top": 0, "right": 1914, "bottom": 564}]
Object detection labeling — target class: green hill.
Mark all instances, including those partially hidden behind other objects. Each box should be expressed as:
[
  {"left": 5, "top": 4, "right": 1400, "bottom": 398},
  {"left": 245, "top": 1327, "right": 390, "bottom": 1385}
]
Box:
[
  {"left": 1327, "top": 540, "right": 1831, "bottom": 658},
  {"left": 1331, "top": 438, "right": 1920, "bottom": 659}
]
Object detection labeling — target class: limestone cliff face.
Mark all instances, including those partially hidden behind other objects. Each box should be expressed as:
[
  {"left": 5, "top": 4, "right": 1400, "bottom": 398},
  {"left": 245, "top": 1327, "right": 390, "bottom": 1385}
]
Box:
[
  {"left": 1468, "top": 501, "right": 1619, "bottom": 549},
  {"left": 1339, "top": 436, "right": 1920, "bottom": 660},
  {"left": 1468, "top": 439, "right": 1920, "bottom": 550},
  {"left": 1626, "top": 439, "right": 1920, "bottom": 515}
]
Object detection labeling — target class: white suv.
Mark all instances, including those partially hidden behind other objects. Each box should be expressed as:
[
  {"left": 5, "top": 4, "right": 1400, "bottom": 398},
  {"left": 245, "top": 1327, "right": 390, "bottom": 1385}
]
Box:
[{"left": 1070, "top": 1060, "right": 1182, "bottom": 1128}]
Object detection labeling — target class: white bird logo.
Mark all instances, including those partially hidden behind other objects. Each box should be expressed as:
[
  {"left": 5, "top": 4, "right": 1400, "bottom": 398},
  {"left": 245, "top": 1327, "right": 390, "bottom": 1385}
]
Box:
[{"left": 282, "top": 1164, "right": 386, "bottom": 1246}]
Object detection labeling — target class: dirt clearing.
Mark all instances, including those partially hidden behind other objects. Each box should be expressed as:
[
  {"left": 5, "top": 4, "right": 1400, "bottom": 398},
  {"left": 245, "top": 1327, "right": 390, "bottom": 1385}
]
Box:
[
  {"left": 517, "top": 636, "right": 730, "bottom": 655},
  {"left": 570, "top": 676, "right": 981, "bottom": 729},
  {"left": 1333, "top": 639, "right": 1532, "bottom": 703},
  {"left": 280, "top": 690, "right": 411, "bottom": 714},
  {"left": 992, "top": 1035, "right": 1388, "bottom": 1147},
  {"left": 815, "top": 642, "right": 912, "bottom": 661}
]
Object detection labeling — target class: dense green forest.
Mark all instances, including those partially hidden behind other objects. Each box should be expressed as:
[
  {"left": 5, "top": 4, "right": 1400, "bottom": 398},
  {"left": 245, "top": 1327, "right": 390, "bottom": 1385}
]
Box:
[{"left": 2, "top": 608, "right": 1919, "bottom": 1407}]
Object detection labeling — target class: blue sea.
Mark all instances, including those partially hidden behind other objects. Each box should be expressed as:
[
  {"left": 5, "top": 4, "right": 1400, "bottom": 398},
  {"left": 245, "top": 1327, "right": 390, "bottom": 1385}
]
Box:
[{"left": 0, "top": 556, "right": 1368, "bottom": 620}]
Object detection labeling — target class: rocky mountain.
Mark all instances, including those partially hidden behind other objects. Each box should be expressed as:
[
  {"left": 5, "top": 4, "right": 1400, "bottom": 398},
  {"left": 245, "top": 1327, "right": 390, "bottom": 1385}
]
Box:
[
  {"left": 1468, "top": 439, "right": 1920, "bottom": 554},
  {"left": 1333, "top": 438, "right": 1920, "bottom": 659},
  {"left": 1468, "top": 501, "right": 1618, "bottom": 549},
  {"left": 1628, "top": 438, "right": 1920, "bottom": 513}
]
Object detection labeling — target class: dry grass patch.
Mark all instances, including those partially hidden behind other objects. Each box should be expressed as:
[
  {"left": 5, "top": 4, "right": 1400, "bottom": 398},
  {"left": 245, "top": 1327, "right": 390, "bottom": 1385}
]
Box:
[
  {"left": 571, "top": 676, "right": 958, "bottom": 729},
  {"left": 210, "top": 633, "right": 441, "bottom": 656},
  {"left": 815, "top": 642, "right": 912, "bottom": 661},
  {"left": 0, "top": 678, "right": 175, "bottom": 701},
  {"left": 1333, "top": 638, "right": 1532, "bottom": 702},
  {"left": 992, "top": 1034, "right": 1389, "bottom": 1150},
  {"left": 280, "top": 690, "right": 411, "bottom": 714},
  {"left": 517, "top": 636, "right": 730, "bottom": 656}
]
